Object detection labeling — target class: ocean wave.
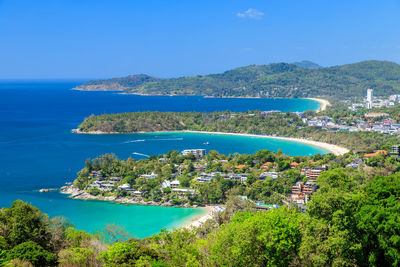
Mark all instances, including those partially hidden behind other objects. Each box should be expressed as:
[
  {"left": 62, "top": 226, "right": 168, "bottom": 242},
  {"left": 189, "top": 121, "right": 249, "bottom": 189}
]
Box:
[
  {"left": 132, "top": 152, "right": 150, "bottom": 157},
  {"left": 147, "top": 138, "right": 184, "bottom": 141},
  {"left": 124, "top": 139, "right": 146, "bottom": 143}
]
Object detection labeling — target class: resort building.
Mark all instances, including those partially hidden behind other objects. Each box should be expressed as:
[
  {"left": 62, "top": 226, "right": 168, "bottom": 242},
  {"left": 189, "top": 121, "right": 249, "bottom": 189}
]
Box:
[
  {"left": 140, "top": 172, "right": 157, "bottom": 179},
  {"left": 172, "top": 188, "right": 195, "bottom": 195},
  {"left": 117, "top": 183, "right": 134, "bottom": 191},
  {"left": 170, "top": 180, "right": 180, "bottom": 188},
  {"left": 226, "top": 173, "right": 248, "bottom": 183},
  {"left": 290, "top": 162, "right": 300, "bottom": 168},
  {"left": 301, "top": 166, "right": 326, "bottom": 180},
  {"left": 197, "top": 172, "right": 223, "bottom": 183},
  {"left": 390, "top": 145, "right": 400, "bottom": 158},
  {"left": 346, "top": 158, "right": 365, "bottom": 169},
  {"left": 181, "top": 149, "right": 206, "bottom": 158},
  {"left": 366, "top": 89, "right": 373, "bottom": 109},
  {"left": 259, "top": 172, "right": 280, "bottom": 180}
]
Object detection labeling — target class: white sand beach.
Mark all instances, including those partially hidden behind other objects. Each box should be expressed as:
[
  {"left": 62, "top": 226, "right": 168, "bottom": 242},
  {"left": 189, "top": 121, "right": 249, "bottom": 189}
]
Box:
[
  {"left": 183, "top": 206, "right": 217, "bottom": 228},
  {"left": 183, "top": 131, "right": 349, "bottom": 156},
  {"left": 305, "top": 98, "right": 331, "bottom": 112}
]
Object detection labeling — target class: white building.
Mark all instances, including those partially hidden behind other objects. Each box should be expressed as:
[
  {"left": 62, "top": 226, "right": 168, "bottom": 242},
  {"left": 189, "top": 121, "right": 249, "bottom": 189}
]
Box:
[
  {"left": 181, "top": 149, "right": 206, "bottom": 158},
  {"left": 140, "top": 172, "right": 157, "bottom": 179},
  {"left": 197, "top": 172, "right": 224, "bottom": 183},
  {"left": 172, "top": 188, "right": 195, "bottom": 194},
  {"left": 366, "top": 89, "right": 373, "bottom": 109}
]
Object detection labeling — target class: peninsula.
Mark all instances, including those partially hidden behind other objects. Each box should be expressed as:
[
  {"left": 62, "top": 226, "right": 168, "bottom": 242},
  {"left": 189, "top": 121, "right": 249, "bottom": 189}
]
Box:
[{"left": 74, "top": 110, "right": 398, "bottom": 152}]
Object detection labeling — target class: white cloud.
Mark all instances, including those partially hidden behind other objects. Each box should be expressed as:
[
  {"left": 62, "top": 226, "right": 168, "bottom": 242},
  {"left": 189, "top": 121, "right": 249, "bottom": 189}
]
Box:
[{"left": 237, "top": 8, "right": 264, "bottom": 19}]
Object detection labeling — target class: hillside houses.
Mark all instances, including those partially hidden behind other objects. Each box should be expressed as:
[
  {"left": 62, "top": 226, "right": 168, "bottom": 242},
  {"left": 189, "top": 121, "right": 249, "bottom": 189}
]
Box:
[
  {"left": 301, "top": 166, "right": 326, "bottom": 180},
  {"left": 302, "top": 114, "right": 400, "bottom": 135}
]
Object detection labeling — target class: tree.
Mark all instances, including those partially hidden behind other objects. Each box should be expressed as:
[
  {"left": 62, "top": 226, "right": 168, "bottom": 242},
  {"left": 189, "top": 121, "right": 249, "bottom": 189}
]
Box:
[
  {"left": 99, "top": 241, "right": 164, "bottom": 267},
  {"left": 48, "top": 216, "right": 74, "bottom": 253},
  {"left": 0, "top": 200, "right": 51, "bottom": 249},
  {"left": 152, "top": 229, "right": 201, "bottom": 266},
  {"left": 85, "top": 158, "right": 93, "bottom": 172},
  {"left": 204, "top": 208, "right": 302, "bottom": 266},
  {"left": 64, "top": 227, "right": 93, "bottom": 248},
  {"left": 99, "top": 224, "right": 132, "bottom": 244},
  {"left": 58, "top": 247, "right": 98, "bottom": 267},
  {"left": 356, "top": 174, "right": 400, "bottom": 266},
  {"left": 3, "top": 241, "right": 56, "bottom": 267}
]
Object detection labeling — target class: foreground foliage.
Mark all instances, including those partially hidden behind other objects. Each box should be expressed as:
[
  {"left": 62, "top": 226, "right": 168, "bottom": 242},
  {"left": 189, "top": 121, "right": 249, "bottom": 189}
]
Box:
[{"left": 1, "top": 163, "right": 400, "bottom": 266}]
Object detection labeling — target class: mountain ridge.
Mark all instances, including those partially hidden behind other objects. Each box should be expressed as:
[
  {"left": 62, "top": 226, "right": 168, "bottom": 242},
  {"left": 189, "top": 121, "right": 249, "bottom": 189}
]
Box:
[{"left": 73, "top": 60, "right": 400, "bottom": 100}]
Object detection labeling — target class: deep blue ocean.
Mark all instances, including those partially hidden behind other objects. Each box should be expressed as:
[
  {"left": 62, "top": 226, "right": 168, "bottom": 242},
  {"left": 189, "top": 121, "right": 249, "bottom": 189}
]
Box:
[{"left": 0, "top": 80, "right": 323, "bottom": 237}]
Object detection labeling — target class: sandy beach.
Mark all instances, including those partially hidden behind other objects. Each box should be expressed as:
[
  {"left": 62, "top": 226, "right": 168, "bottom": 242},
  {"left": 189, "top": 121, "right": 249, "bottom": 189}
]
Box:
[
  {"left": 182, "top": 130, "right": 349, "bottom": 156},
  {"left": 305, "top": 98, "right": 331, "bottom": 112},
  {"left": 183, "top": 206, "right": 218, "bottom": 228}
]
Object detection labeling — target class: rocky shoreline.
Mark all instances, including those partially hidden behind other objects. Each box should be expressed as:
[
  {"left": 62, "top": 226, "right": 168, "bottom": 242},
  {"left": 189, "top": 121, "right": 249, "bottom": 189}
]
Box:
[{"left": 60, "top": 185, "right": 199, "bottom": 208}]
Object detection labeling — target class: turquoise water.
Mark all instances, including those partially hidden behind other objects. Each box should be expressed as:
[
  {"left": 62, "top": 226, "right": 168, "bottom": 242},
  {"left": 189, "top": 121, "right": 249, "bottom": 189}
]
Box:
[{"left": 0, "top": 81, "right": 323, "bottom": 237}]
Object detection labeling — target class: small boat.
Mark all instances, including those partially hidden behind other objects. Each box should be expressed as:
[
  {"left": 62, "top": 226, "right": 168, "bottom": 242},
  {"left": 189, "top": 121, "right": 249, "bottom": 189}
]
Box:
[
  {"left": 203, "top": 142, "right": 210, "bottom": 145},
  {"left": 39, "top": 188, "right": 58, "bottom": 193}
]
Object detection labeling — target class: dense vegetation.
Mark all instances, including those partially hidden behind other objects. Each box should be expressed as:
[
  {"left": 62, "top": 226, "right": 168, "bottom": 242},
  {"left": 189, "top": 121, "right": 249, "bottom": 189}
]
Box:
[
  {"left": 2, "top": 149, "right": 400, "bottom": 266},
  {"left": 73, "top": 60, "right": 400, "bottom": 99},
  {"left": 74, "top": 150, "right": 321, "bottom": 206},
  {"left": 73, "top": 74, "right": 160, "bottom": 91},
  {"left": 77, "top": 111, "right": 399, "bottom": 151}
]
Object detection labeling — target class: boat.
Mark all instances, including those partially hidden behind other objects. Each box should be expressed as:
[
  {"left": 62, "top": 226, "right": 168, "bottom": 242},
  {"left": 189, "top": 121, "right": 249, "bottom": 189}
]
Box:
[
  {"left": 203, "top": 142, "right": 210, "bottom": 145},
  {"left": 39, "top": 188, "right": 58, "bottom": 193}
]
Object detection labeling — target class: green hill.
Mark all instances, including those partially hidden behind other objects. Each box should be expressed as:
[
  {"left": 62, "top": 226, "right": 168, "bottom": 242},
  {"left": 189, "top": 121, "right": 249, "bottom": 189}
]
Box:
[
  {"left": 292, "top": 60, "right": 322, "bottom": 69},
  {"left": 74, "top": 60, "right": 400, "bottom": 99},
  {"left": 73, "top": 74, "right": 160, "bottom": 91}
]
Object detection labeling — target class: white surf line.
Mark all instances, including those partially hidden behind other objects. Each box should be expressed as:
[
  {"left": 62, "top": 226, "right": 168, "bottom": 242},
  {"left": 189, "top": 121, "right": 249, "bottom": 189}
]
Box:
[
  {"left": 124, "top": 139, "right": 146, "bottom": 143},
  {"left": 132, "top": 152, "right": 150, "bottom": 157},
  {"left": 147, "top": 138, "right": 184, "bottom": 141}
]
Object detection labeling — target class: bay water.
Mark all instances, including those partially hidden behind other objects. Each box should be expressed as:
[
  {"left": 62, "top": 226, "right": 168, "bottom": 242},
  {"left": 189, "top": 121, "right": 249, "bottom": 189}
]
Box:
[{"left": 0, "top": 80, "right": 323, "bottom": 237}]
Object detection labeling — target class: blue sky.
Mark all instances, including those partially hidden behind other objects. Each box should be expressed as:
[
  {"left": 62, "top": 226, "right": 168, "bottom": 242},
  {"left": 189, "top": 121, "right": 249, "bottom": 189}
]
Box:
[{"left": 1, "top": 0, "right": 399, "bottom": 79}]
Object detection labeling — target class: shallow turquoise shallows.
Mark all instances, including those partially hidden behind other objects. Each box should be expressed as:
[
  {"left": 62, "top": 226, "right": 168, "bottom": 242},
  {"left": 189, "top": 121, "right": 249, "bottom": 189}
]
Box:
[{"left": 0, "top": 81, "right": 324, "bottom": 237}]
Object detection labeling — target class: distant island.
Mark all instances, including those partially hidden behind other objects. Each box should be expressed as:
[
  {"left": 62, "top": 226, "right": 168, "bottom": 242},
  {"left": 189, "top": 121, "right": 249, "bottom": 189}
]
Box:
[{"left": 73, "top": 60, "right": 400, "bottom": 100}]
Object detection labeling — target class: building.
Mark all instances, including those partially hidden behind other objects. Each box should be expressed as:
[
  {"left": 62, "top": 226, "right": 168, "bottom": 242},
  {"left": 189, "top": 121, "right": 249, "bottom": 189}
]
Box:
[
  {"left": 366, "top": 89, "right": 373, "bottom": 109},
  {"left": 226, "top": 173, "right": 248, "bottom": 183},
  {"left": 140, "top": 172, "right": 157, "bottom": 179},
  {"left": 346, "top": 158, "right": 365, "bottom": 169},
  {"left": 365, "top": 112, "right": 389, "bottom": 118},
  {"left": 197, "top": 172, "right": 223, "bottom": 183},
  {"left": 390, "top": 145, "right": 400, "bottom": 158},
  {"left": 172, "top": 188, "right": 195, "bottom": 194},
  {"left": 364, "top": 150, "right": 387, "bottom": 158},
  {"left": 303, "top": 181, "right": 317, "bottom": 194},
  {"left": 117, "top": 183, "right": 134, "bottom": 191},
  {"left": 261, "top": 162, "right": 273, "bottom": 169},
  {"left": 301, "top": 166, "right": 326, "bottom": 180},
  {"left": 292, "top": 182, "right": 303, "bottom": 194},
  {"left": 235, "top": 164, "right": 246, "bottom": 170},
  {"left": 259, "top": 172, "right": 279, "bottom": 180},
  {"left": 181, "top": 149, "right": 206, "bottom": 158},
  {"left": 290, "top": 162, "right": 300, "bottom": 168},
  {"left": 170, "top": 180, "right": 180, "bottom": 188}
]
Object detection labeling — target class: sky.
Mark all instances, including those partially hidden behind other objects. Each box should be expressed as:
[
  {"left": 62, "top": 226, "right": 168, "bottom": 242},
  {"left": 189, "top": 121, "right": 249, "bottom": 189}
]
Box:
[{"left": 1, "top": 0, "right": 400, "bottom": 79}]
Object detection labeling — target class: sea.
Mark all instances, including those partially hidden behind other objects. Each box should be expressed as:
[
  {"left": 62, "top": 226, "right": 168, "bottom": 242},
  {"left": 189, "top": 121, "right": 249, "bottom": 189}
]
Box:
[{"left": 0, "top": 80, "right": 324, "bottom": 237}]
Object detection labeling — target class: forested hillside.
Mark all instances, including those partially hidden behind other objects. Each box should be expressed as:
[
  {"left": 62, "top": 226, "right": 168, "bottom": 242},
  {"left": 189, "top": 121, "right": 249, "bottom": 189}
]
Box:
[
  {"left": 74, "top": 60, "right": 400, "bottom": 99},
  {"left": 73, "top": 74, "right": 160, "bottom": 91}
]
